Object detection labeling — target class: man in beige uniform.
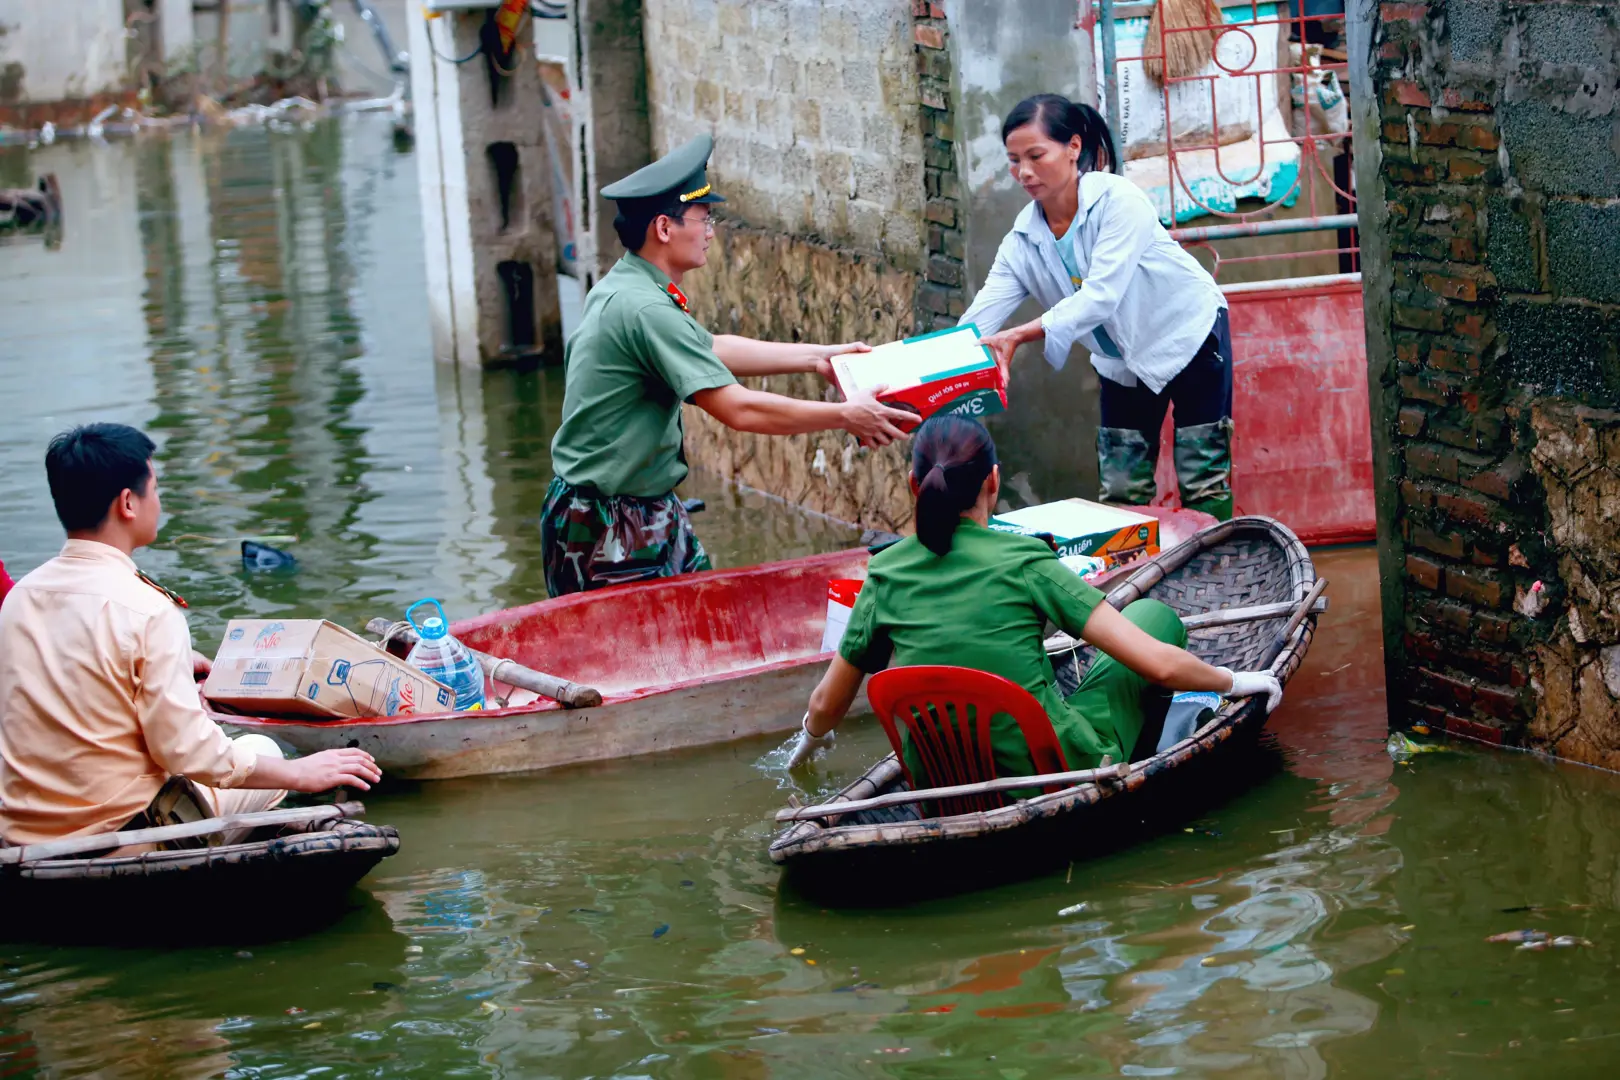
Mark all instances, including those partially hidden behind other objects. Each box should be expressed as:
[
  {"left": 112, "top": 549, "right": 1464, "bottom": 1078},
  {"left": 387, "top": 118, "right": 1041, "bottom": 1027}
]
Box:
[{"left": 0, "top": 423, "right": 380, "bottom": 848}]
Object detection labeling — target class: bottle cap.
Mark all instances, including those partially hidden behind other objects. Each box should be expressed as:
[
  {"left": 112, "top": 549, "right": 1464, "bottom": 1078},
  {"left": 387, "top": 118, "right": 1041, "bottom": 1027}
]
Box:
[{"left": 419, "top": 616, "right": 449, "bottom": 641}]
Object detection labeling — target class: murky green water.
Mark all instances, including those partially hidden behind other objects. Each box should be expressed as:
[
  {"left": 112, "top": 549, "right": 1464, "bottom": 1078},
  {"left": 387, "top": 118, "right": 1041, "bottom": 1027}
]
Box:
[{"left": 4, "top": 119, "right": 1620, "bottom": 1077}]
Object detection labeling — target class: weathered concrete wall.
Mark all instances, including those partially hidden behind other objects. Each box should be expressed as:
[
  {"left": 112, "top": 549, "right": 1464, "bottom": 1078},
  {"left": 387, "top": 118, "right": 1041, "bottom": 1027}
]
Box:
[
  {"left": 948, "top": 0, "right": 1106, "bottom": 506},
  {"left": 577, "top": 0, "right": 651, "bottom": 285},
  {"left": 409, "top": 10, "right": 562, "bottom": 368},
  {"left": 1349, "top": 0, "right": 1620, "bottom": 763},
  {"left": 640, "top": 0, "right": 928, "bottom": 527},
  {"left": 0, "top": 0, "right": 132, "bottom": 126}
]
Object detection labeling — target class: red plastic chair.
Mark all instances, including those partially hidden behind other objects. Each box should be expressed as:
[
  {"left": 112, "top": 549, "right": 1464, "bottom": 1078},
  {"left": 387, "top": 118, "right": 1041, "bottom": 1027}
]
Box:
[{"left": 866, "top": 665, "right": 1070, "bottom": 817}]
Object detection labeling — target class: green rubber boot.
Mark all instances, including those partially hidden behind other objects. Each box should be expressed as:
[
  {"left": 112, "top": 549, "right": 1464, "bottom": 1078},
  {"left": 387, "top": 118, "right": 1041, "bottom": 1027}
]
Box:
[
  {"left": 1096, "top": 426, "right": 1158, "bottom": 506},
  {"left": 1174, "top": 419, "right": 1234, "bottom": 521}
]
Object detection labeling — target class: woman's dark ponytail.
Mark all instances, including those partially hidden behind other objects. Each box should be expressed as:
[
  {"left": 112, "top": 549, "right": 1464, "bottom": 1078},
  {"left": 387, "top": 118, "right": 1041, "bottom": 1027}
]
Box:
[
  {"left": 1000, "top": 93, "right": 1120, "bottom": 176},
  {"left": 911, "top": 416, "right": 998, "bottom": 557}
]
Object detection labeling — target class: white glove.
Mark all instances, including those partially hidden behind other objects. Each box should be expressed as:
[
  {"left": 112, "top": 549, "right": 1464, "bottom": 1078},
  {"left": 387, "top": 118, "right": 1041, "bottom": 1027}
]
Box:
[
  {"left": 1220, "top": 667, "right": 1284, "bottom": 713},
  {"left": 786, "top": 713, "right": 835, "bottom": 768}
]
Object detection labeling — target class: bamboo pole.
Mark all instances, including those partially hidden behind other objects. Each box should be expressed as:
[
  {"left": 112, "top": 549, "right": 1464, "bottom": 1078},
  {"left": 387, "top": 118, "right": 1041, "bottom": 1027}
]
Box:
[
  {"left": 1267, "top": 577, "right": 1330, "bottom": 666},
  {"left": 364, "top": 619, "right": 603, "bottom": 709},
  {"left": 0, "top": 802, "right": 365, "bottom": 865},
  {"left": 775, "top": 763, "right": 1132, "bottom": 823},
  {"left": 1044, "top": 594, "right": 1329, "bottom": 654}
]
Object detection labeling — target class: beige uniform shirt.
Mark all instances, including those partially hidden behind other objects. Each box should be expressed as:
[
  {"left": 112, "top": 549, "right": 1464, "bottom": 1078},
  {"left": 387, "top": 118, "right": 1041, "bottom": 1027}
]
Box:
[{"left": 0, "top": 540, "right": 256, "bottom": 843}]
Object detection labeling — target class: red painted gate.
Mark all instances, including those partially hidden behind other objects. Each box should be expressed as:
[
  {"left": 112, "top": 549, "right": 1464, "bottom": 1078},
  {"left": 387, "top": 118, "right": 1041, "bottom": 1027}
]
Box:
[{"left": 1087, "top": 0, "right": 1373, "bottom": 545}]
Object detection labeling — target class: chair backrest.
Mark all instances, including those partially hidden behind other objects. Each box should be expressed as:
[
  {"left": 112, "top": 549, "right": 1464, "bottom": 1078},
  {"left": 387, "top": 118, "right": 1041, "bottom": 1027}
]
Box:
[{"left": 866, "top": 665, "right": 1069, "bottom": 817}]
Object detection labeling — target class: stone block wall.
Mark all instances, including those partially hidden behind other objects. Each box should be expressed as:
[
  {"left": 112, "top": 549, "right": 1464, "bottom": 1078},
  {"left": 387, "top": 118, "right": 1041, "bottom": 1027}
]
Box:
[
  {"left": 643, "top": 0, "right": 926, "bottom": 265},
  {"left": 640, "top": 0, "right": 941, "bottom": 528},
  {"left": 1351, "top": 0, "right": 1620, "bottom": 763}
]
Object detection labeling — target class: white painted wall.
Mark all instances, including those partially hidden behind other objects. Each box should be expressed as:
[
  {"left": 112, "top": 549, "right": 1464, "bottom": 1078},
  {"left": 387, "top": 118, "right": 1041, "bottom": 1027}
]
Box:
[
  {"left": 157, "top": 0, "right": 195, "bottom": 63},
  {"left": 0, "top": 0, "right": 128, "bottom": 103},
  {"left": 407, "top": 11, "right": 479, "bottom": 365}
]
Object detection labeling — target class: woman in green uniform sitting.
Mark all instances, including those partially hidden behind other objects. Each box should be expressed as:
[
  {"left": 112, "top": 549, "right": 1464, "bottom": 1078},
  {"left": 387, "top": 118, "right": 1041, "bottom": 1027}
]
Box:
[{"left": 787, "top": 415, "right": 1283, "bottom": 775}]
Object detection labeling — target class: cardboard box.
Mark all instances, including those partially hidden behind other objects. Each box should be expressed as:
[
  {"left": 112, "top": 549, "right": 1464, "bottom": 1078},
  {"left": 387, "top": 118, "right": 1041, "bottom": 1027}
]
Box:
[
  {"left": 830, "top": 324, "right": 1005, "bottom": 424},
  {"left": 990, "top": 499, "right": 1160, "bottom": 569},
  {"left": 204, "top": 619, "right": 457, "bottom": 720}
]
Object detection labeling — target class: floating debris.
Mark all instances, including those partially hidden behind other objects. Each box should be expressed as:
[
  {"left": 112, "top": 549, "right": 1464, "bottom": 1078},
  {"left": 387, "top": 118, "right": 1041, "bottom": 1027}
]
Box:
[
  {"left": 790, "top": 947, "right": 806, "bottom": 956},
  {"left": 1387, "top": 732, "right": 1450, "bottom": 759},
  {"left": 242, "top": 539, "right": 297, "bottom": 571},
  {"left": 1487, "top": 929, "right": 1548, "bottom": 944},
  {"left": 1518, "top": 936, "right": 1592, "bottom": 952},
  {"left": 1057, "top": 902, "right": 1088, "bottom": 917},
  {"left": 652, "top": 924, "right": 670, "bottom": 939}
]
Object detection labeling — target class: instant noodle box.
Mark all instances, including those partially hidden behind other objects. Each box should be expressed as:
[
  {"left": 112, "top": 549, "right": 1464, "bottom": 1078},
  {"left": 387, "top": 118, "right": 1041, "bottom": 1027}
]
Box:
[
  {"left": 990, "top": 499, "right": 1160, "bottom": 569},
  {"left": 829, "top": 324, "right": 1005, "bottom": 424},
  {"left": 204, "top": 618, "right": 456, "bottom": 720}
]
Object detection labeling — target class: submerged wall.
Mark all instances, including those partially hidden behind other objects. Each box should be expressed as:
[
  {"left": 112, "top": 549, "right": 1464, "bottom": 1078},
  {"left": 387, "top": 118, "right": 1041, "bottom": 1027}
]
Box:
[
  {"left": 643, "top": 0, "right": 928, "bottom": 529},
  {"left": 0, "top": 0, "right": 132, "bottom": 127},
  {"left": 1349, "top": 0, "right": 1620, "bottom": 762}
]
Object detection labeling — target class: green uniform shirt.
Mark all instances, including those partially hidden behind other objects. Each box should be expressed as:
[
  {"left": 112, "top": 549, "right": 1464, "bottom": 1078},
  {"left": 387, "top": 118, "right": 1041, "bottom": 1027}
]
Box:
[
  {"left": 550, "top": 254, "right": 737, "bottom": 497},
  {"left": 840, "top": 518, "right": 1175, "bottom": 780}
]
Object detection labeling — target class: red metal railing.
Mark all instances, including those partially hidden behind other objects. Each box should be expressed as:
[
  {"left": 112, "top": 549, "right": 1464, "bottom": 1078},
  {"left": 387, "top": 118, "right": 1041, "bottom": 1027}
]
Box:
[{"left": 1088, "top": 0, "right": 1357, "bottom": 282}]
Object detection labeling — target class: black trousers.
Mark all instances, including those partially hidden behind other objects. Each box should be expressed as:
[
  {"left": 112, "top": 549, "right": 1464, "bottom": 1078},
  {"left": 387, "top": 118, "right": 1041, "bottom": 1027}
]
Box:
[{"left": 1096, "top": 309, "right": 1235, "bottom": 520}]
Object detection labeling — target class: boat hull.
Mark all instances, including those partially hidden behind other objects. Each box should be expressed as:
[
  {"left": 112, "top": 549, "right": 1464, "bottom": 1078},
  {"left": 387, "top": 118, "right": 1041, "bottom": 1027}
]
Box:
[
  {"left": 0, "top": 819, "right": 399, "bottom": 942},
  {"left": 229, "top": 658, "right": 865, "bottom": 780},
  {"left": 768, "top": 516, "right": 1319, "bottom": 903},
  {"left": 213, "top": 515, "right": 1215, "bottom": 782}
]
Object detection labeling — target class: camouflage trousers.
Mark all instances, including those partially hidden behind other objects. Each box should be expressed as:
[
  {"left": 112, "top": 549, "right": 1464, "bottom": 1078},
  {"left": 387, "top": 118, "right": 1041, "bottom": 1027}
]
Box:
[
  {"left": 1097, "top": 309, "right": 1235, "bottom": 521},
  {"left": 540, "top": 477, "right": 711, "bottom": 598}
]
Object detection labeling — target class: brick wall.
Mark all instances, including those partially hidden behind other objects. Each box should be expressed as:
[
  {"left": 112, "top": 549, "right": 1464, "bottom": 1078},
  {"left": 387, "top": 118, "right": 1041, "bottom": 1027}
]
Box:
[
  {"left": 1355, "top": 0, "right": 1620, "bottom": 763},
  {"left": 913, "top": 1, "right": 969, "bottom": 333}
]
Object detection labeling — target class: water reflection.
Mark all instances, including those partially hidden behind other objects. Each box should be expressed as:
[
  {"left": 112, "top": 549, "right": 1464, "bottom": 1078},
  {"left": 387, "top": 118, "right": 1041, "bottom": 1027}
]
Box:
[{"left": 5, "top": 122, "right": 1620, "bottom": 1076}]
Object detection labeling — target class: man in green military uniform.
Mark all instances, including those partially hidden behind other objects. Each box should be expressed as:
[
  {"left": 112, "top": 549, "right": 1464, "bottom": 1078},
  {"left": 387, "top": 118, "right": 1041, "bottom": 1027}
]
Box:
[{"left": 543, "top": 134, "right": 916, "bottom": 596}]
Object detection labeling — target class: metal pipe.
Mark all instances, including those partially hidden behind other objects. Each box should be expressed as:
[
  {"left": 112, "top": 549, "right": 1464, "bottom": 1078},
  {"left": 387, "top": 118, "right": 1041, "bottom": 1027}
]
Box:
[
  {"left": 1100, "top": 0, "right": 1121, "bottom": 140},
  {"left": 1171, "top": 213, "right": 1359, "bottom": 242},
  {"left": 1220, "top": 272, "right": 1362, "bottom": 295}
]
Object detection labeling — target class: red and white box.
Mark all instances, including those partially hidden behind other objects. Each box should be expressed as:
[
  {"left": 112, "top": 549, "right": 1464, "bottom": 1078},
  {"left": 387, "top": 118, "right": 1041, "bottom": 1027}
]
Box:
[
  {"left": 830, "top": 324, "right": 1006, "bottom": 425},
  {"left": 820, "top": 579, "right": 865, "bottom": 653}
]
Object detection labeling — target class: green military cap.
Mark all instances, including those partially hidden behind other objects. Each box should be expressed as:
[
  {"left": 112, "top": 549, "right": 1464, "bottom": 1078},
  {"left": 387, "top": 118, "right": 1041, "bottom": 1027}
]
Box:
[{"left": 601, "top": 133, "right": 726, "bottom": 211}]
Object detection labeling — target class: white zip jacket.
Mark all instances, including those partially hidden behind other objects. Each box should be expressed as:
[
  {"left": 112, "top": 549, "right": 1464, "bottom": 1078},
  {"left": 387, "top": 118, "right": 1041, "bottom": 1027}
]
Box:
[{"left": 959, "top": 171, "right": 1227, "bottom": 394}]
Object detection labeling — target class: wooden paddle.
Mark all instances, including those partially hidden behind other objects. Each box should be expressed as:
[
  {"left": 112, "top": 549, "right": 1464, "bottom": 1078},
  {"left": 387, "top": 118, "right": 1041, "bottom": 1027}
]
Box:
[
  {"left": 776, "top": 762, "right": 1133, "bottom": 823},
  {"left": 0, "top": 801, "right": 366, "bottom": 865},
  {"left": 364, "top": 618, "right": 602, "bottom": 709}
]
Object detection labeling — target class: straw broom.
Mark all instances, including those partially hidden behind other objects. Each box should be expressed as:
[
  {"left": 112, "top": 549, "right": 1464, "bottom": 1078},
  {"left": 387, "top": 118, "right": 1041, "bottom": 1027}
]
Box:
[{"left": 1142, "top": 0, "right": 1223, "bottom": 84}]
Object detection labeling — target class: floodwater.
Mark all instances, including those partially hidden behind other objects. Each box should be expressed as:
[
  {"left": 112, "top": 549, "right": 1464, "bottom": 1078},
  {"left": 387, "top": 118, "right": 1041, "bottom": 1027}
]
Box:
[{"left": 4, "top": 118, "right": 1620, "bottom": 1078}]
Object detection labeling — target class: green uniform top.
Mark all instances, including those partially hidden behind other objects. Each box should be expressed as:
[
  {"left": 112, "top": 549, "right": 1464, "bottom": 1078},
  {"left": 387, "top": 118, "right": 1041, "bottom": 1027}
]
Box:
[
  {"left": 550, "top": 253, "right": 737, "bottom": 497},
  {"left": 840, "top": 518, "right": 1166, "bottom": 779}
]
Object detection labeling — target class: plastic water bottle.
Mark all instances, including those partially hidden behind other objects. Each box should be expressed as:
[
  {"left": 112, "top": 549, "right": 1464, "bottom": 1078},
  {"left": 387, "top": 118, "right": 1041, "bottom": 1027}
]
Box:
[
  {"left": 404, "top": 598, "right": 485, "bottom": 712},
  {"left": 1157, "top": 691, "right": 1221, "bottom": 753}
]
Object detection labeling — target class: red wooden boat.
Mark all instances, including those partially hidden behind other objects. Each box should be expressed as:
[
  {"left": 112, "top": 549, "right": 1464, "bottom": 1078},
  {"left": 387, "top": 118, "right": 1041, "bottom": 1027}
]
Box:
[{"left": 213, "top": 508, "right": 1215, "bottom": 780}]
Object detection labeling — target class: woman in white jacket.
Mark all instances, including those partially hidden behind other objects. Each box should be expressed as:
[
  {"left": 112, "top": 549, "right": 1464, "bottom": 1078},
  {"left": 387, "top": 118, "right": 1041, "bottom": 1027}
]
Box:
[{"left": 963, "top": 94, "right": 1235, "bottom": 520}]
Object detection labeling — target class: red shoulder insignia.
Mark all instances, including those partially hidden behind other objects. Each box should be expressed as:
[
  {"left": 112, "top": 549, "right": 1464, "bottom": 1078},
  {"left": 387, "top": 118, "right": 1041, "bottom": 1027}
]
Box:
[{"left": 136, "top": 569, "right": 188, "bottom": 609}]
